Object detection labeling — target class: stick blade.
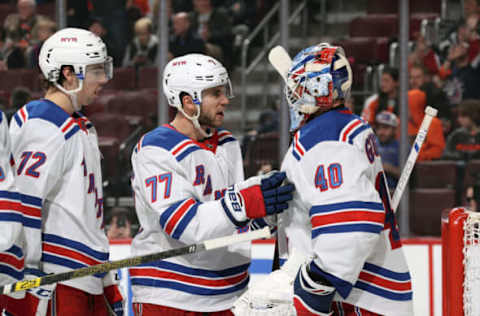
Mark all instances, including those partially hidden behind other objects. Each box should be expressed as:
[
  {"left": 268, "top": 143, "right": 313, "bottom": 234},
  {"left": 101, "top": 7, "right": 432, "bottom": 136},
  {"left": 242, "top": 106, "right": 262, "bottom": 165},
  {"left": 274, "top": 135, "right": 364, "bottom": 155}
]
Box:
[
  {"left": 424, "top": 106, "right": 438, "bottom": 117},
  {"left": 268, "top": 45, "right": 292, "bottom": 81}
]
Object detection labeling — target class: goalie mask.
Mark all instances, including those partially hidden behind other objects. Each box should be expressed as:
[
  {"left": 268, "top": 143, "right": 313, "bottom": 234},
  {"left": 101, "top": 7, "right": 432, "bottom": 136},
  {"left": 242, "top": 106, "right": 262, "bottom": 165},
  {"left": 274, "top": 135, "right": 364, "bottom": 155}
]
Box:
[
  {"left": 286, "top": 43, "right": 352, "bottom": 131},
  {"left": 39, "top": 28, "right": 113, "bottom": 111},
  {"left": 163, "top": 54, "right": 233, "bottom": 138}
]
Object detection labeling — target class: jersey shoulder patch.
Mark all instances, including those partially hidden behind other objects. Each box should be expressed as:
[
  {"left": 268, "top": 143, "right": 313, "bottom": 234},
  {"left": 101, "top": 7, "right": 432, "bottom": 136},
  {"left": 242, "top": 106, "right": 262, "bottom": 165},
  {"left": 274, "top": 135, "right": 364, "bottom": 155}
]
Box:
[
  {"left": 13, "top": 100, "right": 80, "bottom": 140},
  {"left": 137, "top": 125, "right": 202, "bottom": 162}
]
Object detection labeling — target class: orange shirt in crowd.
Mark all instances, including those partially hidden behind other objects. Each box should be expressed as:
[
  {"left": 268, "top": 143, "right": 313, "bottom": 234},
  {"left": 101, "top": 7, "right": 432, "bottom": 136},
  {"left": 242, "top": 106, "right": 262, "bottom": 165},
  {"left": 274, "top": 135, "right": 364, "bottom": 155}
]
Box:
[{"left": 407, "top": 89, "right": 445, "bottom": 161}]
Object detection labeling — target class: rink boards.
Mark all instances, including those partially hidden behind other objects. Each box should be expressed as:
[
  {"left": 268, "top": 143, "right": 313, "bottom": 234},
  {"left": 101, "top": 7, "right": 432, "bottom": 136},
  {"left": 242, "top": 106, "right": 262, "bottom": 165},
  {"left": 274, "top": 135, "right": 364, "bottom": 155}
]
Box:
[{"left": 109, "top": 238, "right": 443, "bottom": 316}]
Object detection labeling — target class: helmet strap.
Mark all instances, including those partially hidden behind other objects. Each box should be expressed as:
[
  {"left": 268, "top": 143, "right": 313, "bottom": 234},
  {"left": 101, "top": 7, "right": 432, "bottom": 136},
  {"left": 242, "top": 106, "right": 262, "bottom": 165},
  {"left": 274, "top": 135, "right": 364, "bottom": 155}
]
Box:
[
  {"left": 178, "top": 99, "right": 212, "bottom": 139},
  {"left": 54, "top": 80, "right": 84, "bottom": 112}
]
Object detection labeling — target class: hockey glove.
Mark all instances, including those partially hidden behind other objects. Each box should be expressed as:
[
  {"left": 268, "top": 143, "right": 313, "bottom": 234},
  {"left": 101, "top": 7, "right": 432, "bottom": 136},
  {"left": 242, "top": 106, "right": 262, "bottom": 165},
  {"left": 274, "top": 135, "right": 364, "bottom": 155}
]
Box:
[
  {"left": 293, "top": 263, "right": 336, "bottom": 316},
  {"left": 221, "top": 171, "right": 294, "bottom": 227},
  {"left": 103, "top": 271, "right": 124, "bottom": 316}
]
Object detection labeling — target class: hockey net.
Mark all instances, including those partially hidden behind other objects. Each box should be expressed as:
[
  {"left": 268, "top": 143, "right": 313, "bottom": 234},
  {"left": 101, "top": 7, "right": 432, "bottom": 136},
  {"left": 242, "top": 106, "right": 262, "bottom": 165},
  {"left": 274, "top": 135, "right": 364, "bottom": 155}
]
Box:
[{"left": 442, "top": 207, "right": 480, "bottom": 316}]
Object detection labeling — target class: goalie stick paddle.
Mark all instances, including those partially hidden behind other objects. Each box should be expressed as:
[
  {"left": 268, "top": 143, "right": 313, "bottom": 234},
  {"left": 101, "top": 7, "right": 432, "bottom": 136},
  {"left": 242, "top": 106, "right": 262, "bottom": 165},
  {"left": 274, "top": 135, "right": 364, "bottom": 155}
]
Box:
[
  {"left": 268, "top": 45, "right": 292, "bottom": 83},
  {"left": 0, "top": 227, "right": 271, "bottom": 295},
  {"left": 391, "top": 105, "right": 438, "bottom": 212}
]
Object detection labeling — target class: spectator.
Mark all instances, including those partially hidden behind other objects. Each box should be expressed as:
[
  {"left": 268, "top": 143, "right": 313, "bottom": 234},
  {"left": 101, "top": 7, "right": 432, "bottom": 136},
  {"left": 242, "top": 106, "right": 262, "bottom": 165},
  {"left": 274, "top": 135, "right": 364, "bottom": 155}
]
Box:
[
  {"left": 87, "top": 17, "right": 118, "bottom": 68},
  {"left": 3, "top": 86, "right": 31, "bottom": 121},
  {"left": 90, "top": 0, "right": 130, "bottom": 67},
  {"left": 408, "top": 89, "right": 446, "bottom": 161},
  {"left": 67, "top": 0, "right": 90, "bottom": 28},
  {"left": 443, "top": 99, "right": 480, "bottom": 160},
  {"left": 105, "top": 207, "right": 134, "bottom": 240},
  {"left": 361, "top": 66, "right": 399, "bottom": 125},
  {"left": 0, "top": 27, "right": 25, "bottom": 70},
  {"left": 190, "top": 0, "right": 234, "bottom": 69},
  {"left": 3, "top": 0, "right": 47, "bottom": 46},
  {"left": 375, "top": 111, "right": 400, "bottom": 192},
  {"left": 122, "top": 17, "right": 158, "bottom": 68},
  {"left": 26, "top": 17, "right": 56, "bottom": 68},
  {"left": 465, "top": 185, "right": 479, "bottom": 211},
  {"left": 169, "top": 11, "right": 205, "bottom": 58},
  {"left": 409, "top": 63, "right": 453, "bottom": 137}
]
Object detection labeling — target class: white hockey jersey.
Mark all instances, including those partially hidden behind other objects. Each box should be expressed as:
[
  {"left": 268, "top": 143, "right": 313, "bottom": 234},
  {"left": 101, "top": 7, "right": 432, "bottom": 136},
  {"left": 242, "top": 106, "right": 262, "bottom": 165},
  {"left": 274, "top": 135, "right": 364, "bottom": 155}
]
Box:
[
  {"left": 0, "top": 110, "right": 25, "bottom": 286},
  {"left": 9, "top": 100, "right": 110, "bottom": 294},
  {"left": 281, "top": 107, "right": 413, "bottom": 316},
  {"left": 130, "top": 124, "right": 251, "bottom": 312}
]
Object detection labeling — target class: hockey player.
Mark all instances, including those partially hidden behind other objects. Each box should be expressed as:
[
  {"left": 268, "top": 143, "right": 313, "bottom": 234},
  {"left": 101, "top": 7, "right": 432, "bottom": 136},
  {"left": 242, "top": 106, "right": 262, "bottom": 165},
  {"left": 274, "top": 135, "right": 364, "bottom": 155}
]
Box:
[
  {"left": 233, "top": 43, "right": 413, "bottom": 315},
  {"left": 7, "top": 28, "right": 123, "bottom": 316},
  {"left": 0, "top": 109, "right": 25, "bottom": 311},
  {"left": 129, "top": 53, "right": 295, "bottom": 315}
]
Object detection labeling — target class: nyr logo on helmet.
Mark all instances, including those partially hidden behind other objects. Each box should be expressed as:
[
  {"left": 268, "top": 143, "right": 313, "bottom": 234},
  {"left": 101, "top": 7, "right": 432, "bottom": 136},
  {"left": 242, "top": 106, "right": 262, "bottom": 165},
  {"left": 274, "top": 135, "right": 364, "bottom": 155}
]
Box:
[
  {"left": 60, "top": 37, "right": 77, "bottom": 42},
  {"left": 172, "top": 61, "right": 187, "bottom": 66}
]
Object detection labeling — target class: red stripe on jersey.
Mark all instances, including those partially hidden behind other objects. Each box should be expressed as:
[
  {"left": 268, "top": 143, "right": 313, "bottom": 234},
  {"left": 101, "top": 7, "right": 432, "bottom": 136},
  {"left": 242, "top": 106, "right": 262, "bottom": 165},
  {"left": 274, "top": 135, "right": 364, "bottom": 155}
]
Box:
[
  {"left": 21, "top": 204, "right": 41, "bottom": 218},
  {"left": 293, "top": 296, "right": 318, "bottom": 315},
  {"left": 20, "top": 108, "right": 27, "bottom": 121},
  {"left": 0, "top": 201, "right": 23, "bottom": 212},
  {"left": 164, "top": 199, "right": 195, "bottom": 236},
  {"left": 342, "top": 120, "right": 361, "bottom": 142},
  {"left": 172, "top": 140, "right": 195, "bottom": 155},
  {"left": 61, "top": 119, "right": 75, "bottom": 133},
  {"left": 130, "top": 268, "right": 248, "bottom": 287},
  {"left": 0, "top": 252, "right": 24, "bottom": 270},
  {"left": 311, "top": 211, "right": 385, "bottom": 227},
  {"left": 295, "top": 133, "right": 304, "bottom": 156},
  {"left": 358, "top": 271, "right": 412, "bottom": 291},
  {"left": 43, "top": 243, "right": 102, "bottom": 266}
]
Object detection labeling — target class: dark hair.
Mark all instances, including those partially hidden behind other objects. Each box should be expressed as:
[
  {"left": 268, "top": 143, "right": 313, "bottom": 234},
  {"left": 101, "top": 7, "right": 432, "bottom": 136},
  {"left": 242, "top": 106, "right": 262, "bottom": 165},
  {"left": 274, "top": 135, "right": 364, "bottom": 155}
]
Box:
[
  {"left": 39, "top": 65, "right": 74, "bottom": 91},
  {"left": 458, "top": 99, "right": 480, "bottom": 125},
  {"left": 382, "top": 66, "right": 399, "bottom": 82},
  {"left": 10, "top": 86, "right": 32, "bottom": 110}
]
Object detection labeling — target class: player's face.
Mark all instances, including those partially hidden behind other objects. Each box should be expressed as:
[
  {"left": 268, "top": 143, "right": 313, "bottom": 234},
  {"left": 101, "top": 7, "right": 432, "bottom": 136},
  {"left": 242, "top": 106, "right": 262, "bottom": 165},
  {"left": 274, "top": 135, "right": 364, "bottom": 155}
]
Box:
[
  {"left": 78, "top": 63, "right": 110, "bottom": 105},
  {"left": 199, "top": 85, "right": 229, "bottom": 128}
]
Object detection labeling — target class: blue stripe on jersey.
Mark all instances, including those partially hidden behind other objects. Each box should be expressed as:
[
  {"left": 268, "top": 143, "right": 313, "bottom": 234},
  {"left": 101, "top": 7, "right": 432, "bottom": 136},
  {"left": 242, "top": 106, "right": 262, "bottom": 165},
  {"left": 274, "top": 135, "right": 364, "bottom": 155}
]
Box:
[
  {"left": 64, "top": 126, "right": 80, "bottom": 140},
  {"left": 0, "top": 191, "right": 20, "bottom": 200},
  {"left": 312, "top": 223, "right": 383, "bottom": 238},
  {"left": 0, "top": 213, "right": 23, "bottom": 224},
  {"left": 176, "top": 146, "right": 201, "bottom": 162},
  {"left": 348, "top": 124, "right": 370, "bottom": 144},
  {"left": 159, "top": 199, "right": 184, "bottom": 229},
  {"left": 0, "top": 110, "right": 3, "bottom": 124},
  {"left": 0, "top": 264, "right": 23, "bottom": 280},
  {"left": 43, "top": 233, "right": 109, "bottom": 261},
  {"left": 310, "top": 260, "right": 352, "bottom": 298},
  {"left": 171, "top": 203, "right": 199, "bottom": 239},
  {"left": 218, "top": 137, "right": 235, "bottom": 146},
  {"left": 363, "top": 262, "right": 411, "bottom": 281},
  {"left": 142, "top": 126, "right": 191, "bottom": 151},
  {"left": 14, "top": 112, "right": 22, "bottom": 127},
  {"left": 355, "top": 281, "right": 412, "bottom": 301},
  {"left": 296, "top": 107, "right": 363, "bottom": 152},
  {"left": 23, "top": 217, "right": 41, "bottom": 228},
  {"left": 292, "top": 149, "right": 301, "bottom": 161},
  {"left": 309, "top": 201, "right": 384, "bottom": 216},
  {"left": 139, "top": 260, "right": 250, "bottom": 278},
  {"left": 6, "top": 245, "right": 23, "bottom": 258},
  {"left": 131, "top": 276, "right": 249, "bottom": 296},
  {"left": 20, "top": 193, "right": 42, "bottom": 207},
  {"left": 41, "top": 254, "right": 105, "bottom": 278}
]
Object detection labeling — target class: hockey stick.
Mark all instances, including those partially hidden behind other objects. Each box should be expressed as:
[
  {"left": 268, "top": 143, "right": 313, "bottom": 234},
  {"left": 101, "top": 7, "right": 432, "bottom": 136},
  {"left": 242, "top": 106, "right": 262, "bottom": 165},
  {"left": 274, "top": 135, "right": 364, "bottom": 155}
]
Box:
[
  {"left": 391, "top": 106, "right": 438, "bottom": 212},
  {"left": 268, "top": 45, "right": 292, "bottom": 270},
  {"left": 0, "top": 227, "right": 271, "bottom": 295}
]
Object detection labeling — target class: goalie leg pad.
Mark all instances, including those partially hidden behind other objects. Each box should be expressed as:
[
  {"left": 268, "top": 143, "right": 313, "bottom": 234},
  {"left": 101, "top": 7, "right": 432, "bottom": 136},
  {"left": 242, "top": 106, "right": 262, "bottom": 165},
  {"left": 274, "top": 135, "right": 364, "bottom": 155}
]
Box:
[{"left": 293, "top": 264, "right": 335, "bottom": 315}]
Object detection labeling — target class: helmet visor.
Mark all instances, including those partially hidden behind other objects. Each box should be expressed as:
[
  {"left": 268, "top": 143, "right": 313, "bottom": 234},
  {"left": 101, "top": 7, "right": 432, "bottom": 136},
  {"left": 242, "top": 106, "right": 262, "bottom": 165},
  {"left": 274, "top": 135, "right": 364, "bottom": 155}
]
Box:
[{"left": 85, "top": 56, "right": 113, "bottom": 82}]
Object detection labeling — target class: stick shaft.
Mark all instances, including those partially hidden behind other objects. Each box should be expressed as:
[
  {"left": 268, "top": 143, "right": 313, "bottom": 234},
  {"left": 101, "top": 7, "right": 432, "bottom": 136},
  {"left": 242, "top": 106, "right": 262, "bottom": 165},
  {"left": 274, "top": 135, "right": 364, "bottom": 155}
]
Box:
[
  {"left": 391, "top": 106, "right": 438, "bottom": 211},
  {"left": 1, "top": 227, "right": 270, "bottom": 294}
]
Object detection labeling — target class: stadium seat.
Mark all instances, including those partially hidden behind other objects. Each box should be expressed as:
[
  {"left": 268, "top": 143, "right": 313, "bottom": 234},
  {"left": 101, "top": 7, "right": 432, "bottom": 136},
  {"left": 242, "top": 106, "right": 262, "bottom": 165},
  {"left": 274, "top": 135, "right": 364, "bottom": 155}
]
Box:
[
  {"left": 367, "top": 0, "right": 441, "bottom": 14},
  {"left": 243, "top": 131, "right": 279, "bottom": 177},
  {"left": 334, "top": 37, "right": 377, "bottom": 65},
  {"left": 349, "top": 14, "right": 397, "bottom": 38},
  {"left": 97, "top": 136, "right": 121, "bottom": 183},
  {"left": 464, "top": 159, "right": 480, "bottom": 188},
  {"left": 413, "top": 160, "right": 458, "bottom": 189},
  {"left": 0, "top": 69, "right": 41, "bottom": 92},
  {"left": 36, "top": 2, "right": 55, "bottom": 19},
  {"left": 89, "top": 112, "right": 132, "bottom": 141},
  {"left": 104, "top": 67, "right": 136, "bottom": 90},
  {"left": 410, "top": 188, "right": 456, "bottom": 236},
  {"left": 137, "top": 67, "right": 158, "bottom": 89}
]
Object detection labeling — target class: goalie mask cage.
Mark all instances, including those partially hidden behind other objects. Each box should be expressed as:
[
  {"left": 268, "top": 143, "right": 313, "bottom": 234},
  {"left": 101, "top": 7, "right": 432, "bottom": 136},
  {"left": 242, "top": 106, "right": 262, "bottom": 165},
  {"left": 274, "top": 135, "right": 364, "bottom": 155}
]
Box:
[{"left": 442, "top": 207, "right": 480, "bottom": 316}]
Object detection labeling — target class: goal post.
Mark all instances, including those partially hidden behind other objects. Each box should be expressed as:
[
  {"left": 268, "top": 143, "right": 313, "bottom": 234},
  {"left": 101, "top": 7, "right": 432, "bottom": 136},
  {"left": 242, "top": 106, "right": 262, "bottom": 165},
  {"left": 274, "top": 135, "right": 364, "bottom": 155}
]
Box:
[{"left": 442, "top": 207, "right": 480, "bottom": 316}]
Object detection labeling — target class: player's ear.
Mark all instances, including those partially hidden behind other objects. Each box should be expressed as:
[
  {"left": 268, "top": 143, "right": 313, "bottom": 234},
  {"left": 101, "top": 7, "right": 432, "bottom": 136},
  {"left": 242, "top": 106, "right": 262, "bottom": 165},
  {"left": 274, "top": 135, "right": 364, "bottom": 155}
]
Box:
[
  {"left": 181, "top": 93, "right": 196, "bottom": 115},
  {"left": 61, "top": 66, "right": 78, "bottom": 89}
]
